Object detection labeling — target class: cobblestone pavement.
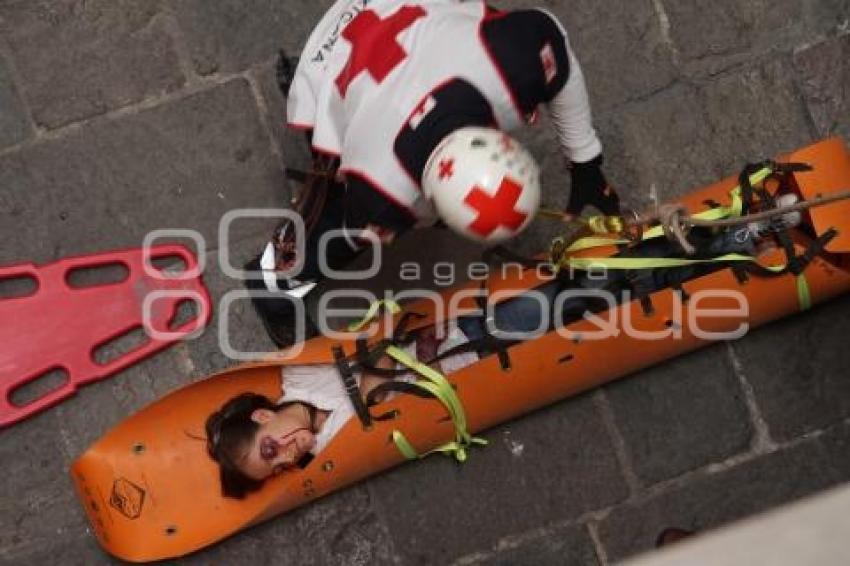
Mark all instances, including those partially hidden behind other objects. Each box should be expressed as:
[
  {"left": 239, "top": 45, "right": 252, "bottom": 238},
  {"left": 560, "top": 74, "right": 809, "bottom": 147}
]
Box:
[{"left": 1, "top": 1, "right": 849, "bottom": 565}]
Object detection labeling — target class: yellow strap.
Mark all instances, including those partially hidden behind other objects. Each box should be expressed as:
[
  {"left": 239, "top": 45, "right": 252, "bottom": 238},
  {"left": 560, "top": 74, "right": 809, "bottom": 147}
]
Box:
[
  {"left": 391, "top": 430, "right": 420, "bottom": 460},
  {"left": 564, "top": 167, "right": 768, "bottom": 254},
  {"left": 386, "top": 347, "right": 467, "bottom": 435},
  {"left": 586, "top": 215, "right": 626, "bottom": 234},
  {"left": 566, "top": 236, "right": 630, "bottom": 253},
  {"left": 562, "top": 250, "right": 818, "bottom": 312},
  {"left": 550, "top": 236, "right": 631, "bottom": 273},
  {"left": 796, "top": 274, "right": 811, "bottom": 311},
  {"left": 347, "top": 299, "right": 402, "bottom": 332},
  {"left": 385, "top": 345, "right": 488, "bottom": 462},
  {"left": 561, "top": 252, "right": 785, "bottom": 272},
  {"left": 392, "top": 430, "right": 486, "bottom": 462}
]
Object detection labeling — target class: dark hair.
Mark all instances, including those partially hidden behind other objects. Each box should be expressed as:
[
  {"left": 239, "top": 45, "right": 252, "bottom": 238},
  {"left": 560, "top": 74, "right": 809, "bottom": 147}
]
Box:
[{"left": 205, "top": 393, "right": 282, "bottom": 499}]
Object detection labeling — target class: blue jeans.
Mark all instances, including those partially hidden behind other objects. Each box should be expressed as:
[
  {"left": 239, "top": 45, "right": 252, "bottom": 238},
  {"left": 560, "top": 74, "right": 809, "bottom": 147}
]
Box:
[
  {"left": 456, "top": 281, "right": 561, "bottom": 342},
  {"left": 456, "top": 226, "right": 756, "bottom": 342}
]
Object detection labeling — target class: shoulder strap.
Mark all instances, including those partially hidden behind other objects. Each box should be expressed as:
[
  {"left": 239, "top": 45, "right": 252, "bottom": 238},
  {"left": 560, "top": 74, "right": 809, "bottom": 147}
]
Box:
[{"left": 332, "top": 344, "right": 372, "bottom": 428}]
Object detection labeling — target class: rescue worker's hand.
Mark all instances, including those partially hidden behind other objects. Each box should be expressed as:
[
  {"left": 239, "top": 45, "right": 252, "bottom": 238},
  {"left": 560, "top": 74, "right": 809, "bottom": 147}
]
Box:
[
  {"left": 566, "top": 154, "right": 621, "bottom": 218},
  {"left": 275, "top": 49, "right": 299, "bottom": 97}
]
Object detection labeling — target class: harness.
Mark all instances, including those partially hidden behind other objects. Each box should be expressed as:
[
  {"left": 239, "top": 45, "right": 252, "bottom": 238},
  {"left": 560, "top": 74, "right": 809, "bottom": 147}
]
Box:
[{"left": 511, "top": 163, "right": 838, "bottom": 311}]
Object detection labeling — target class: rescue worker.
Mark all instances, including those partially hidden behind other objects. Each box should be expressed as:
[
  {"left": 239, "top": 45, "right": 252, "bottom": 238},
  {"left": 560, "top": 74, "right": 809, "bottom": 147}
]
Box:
[{"left": 246, "top": 0, "right": 621, "bottom": 348}]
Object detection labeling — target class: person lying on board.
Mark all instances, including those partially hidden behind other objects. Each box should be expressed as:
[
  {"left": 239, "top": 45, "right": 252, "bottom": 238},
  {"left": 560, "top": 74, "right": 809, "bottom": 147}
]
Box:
[
  {"left": 206, "top": 208, "right": 801, "bottom": 498},
  {"left": 205, "top": 321, "right": 478, "bottom": 498}
]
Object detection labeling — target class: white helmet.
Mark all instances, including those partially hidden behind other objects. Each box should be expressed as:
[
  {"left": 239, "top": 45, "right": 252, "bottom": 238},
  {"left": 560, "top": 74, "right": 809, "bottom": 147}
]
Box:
[{"left": 422, "top": 127, "right": 541, "bottom": 243}]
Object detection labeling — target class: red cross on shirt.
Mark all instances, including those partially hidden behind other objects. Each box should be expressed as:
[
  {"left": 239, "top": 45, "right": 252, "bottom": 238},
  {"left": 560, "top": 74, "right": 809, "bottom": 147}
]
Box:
[
  {"left": 335, "top": 6, "right": 427, "bottom": 98},
  {"left": 408, "top": 94, "right": 436, "bottom": 129},
  {"left": 464, "top": 177, "right": 528, "bottom": 238}
]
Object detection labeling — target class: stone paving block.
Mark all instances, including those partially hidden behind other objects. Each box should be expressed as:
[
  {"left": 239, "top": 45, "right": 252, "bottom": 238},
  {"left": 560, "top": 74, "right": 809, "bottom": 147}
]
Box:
[
  {"left": 661, "top": 0, "right": 846, "bottom": 74},
  {"left": 1, "top": 415, "right": 95, "bottom": 562},
  {"left": 596, "top": 435, "right": 845, "bottom": 562},
  {"left": 177, "top": 486, "right": 398, "bottom": 566},
  {"left": 368, "top": 394, "right": 629, "bottom": 564},
  {"left": 0, "top": 51, "right": 33, "bottom": 149},
  {"left": 695, "top": 57, "right": 816, "bottom": 180},
  {"left": 0, "top": 477, "right": 94, "bottom": 564},
  {"left": 9, "top": 535, "right": 120, "bottom": 566},
  {"left": 660, "top": 0, "right": 751, "bottom": 63},
  {"left": 252, "top": 58, "right": 312, "bottom": 175},
  {"left": 474, "top": 524, "right": 599, "bottom": 566},
  {"left": 729, "top": 294, "right": 850, "bottom": 442},
  {"left": 604, "top": 344, "right": 753, "bottom": 486},
  {"left": 794, "top": 34, "right": 850, "bottom": 142},
  {"left": 184, "top": 234, "right": 277, "bottom": 377},
  {"left": 170, "top": 0, "right": 334, "bottom": 75},
  {"left": 0, "top": 151, "right": 53, "bottom": 265},
  {"left": 820, "top": 421, "right": 850, "bottom": 479},
  {"left": 825, "top": 0, "right": 850, "bottom": 26},
  {"left": 511, "top": 0, "right": 678, "bottom": 111},
  {"left": 0, "top": 0, "right": 185, "bottom": 129},
  {"left": 1, "top": 411, "right": 66, "bottom": 500},
  {"left": 0, "top": 79, "right": 285, "bottom": 263},
  {"left": 595, "top": 84, "right": 720, "bottom": 206}
]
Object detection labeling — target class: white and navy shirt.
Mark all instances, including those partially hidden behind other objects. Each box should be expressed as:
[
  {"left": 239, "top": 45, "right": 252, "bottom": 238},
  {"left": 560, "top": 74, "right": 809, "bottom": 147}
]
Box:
[{"left": 287, "top": 0, "right": 602, "bottom": 232}]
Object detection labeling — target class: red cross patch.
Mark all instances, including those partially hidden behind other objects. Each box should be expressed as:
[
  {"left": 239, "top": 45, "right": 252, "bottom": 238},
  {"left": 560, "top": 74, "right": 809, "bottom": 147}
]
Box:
[
  {"left": 464, "top": 177, "right": 528, "bottom": 238},
  {"left": 438, "top": 158, "right": 454, "bottom": 180},
  {"left": 409, "top": 94, "right": 436, "bottom": 129},
  {"left": 540, "top": 43, "right": 557, "bottom": 85},
  {"left": 335, "top": 6, "right": 427, "bottom": 97}
]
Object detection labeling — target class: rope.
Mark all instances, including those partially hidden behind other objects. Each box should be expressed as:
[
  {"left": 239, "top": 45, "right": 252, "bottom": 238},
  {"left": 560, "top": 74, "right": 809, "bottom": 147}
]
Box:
[
  {"left": 541, "top": 187, "right": 850, "bottom": 255},
  {"left": 638, "top": 188, "right": 850, "bottom": 254}
]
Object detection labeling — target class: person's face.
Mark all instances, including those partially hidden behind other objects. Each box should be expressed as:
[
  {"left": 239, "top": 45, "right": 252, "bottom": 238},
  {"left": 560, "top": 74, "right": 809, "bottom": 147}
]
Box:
[{"left": 238, "top": 407, "right": 316, "bottom": 481}]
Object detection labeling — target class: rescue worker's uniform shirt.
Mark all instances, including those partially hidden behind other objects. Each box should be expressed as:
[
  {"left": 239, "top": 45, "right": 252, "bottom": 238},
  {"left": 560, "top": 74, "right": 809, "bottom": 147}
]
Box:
[
  {"left": 287, "top": 0, "right": 601, "bottom": 234},
  {"left": 278, "top": 326, "right": 478, "bottom": 454}
]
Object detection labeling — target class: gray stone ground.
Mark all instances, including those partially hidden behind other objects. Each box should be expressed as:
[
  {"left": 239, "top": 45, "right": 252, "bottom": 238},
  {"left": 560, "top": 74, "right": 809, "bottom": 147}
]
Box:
[{"left": 1, "top": 1, "right": 849, "bottom": 564}]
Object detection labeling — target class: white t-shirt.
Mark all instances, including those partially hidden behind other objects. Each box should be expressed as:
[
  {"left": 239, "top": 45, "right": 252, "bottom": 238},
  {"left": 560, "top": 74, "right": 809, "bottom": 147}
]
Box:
[{"left": 279, "top": 326, "right": 478, "bottom": 454}]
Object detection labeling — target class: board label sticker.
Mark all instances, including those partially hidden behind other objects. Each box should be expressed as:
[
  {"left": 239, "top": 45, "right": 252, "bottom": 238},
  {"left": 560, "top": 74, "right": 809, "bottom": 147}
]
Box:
[{"left": 110, "top": 478, "right": 145, "bottom": 520}]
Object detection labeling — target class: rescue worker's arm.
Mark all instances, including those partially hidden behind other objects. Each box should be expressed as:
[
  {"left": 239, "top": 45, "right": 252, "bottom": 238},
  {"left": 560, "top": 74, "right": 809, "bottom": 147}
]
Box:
[
  {"left": 481, "top": 8, "right": 620, "bottom": 216},
  {"left": 545, "top": 29, "right": 620, "bottom": 217},
  {"left": 342, "top": 172, "right": 417, "bottom": 244}
]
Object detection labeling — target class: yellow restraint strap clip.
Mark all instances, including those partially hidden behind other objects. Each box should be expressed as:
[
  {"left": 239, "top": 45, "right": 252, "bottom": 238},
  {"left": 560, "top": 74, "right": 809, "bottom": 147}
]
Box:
[
  {"left": 347, "top": 299, "right": 403, "bottom": 332},
  {"left": 562, "top": 167, "right": 770, "bottom": 255},
  {"left": 550, "top": 168, "right": 820, "bottom": 308}
]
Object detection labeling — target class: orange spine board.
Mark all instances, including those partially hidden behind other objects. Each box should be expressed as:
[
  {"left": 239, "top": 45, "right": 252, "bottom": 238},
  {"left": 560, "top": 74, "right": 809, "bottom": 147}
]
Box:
[{"left": 71, "top": 138, "right": 850, "bottom": 562}]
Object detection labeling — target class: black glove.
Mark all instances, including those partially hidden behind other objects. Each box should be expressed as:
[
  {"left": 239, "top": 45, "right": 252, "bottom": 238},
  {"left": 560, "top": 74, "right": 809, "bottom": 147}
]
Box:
[
  {"left": 275, "top": 49, "right": 299, "bottom": 98},
  {"left": 566, "top": 154, "right": 621, "bottom": 216}
]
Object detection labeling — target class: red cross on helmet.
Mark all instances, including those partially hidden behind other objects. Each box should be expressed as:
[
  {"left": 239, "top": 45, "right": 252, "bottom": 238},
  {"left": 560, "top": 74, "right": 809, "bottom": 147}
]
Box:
[{"left": 423, "top": 127, "right": 541, "bottom": 243}]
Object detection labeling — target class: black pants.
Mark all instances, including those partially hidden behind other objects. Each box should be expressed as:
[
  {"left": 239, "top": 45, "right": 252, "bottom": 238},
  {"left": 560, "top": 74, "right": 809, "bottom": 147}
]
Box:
[{"left": 292, "top": 177, "right": 417, "bottom": 285}]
